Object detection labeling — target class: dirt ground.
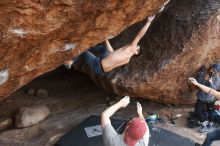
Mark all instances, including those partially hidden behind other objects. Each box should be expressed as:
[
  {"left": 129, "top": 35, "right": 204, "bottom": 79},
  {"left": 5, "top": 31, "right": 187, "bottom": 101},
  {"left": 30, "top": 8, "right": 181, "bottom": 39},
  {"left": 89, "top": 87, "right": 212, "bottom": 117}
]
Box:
[{"left": 0, "top": 67, "right": 219, "bottom": 146}]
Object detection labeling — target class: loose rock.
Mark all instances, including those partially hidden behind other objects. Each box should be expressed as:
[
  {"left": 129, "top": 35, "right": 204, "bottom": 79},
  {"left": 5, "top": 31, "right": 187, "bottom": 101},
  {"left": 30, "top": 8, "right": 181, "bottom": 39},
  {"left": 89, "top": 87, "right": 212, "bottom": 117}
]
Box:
[
  {"left": 0, "top": 118, "right": 13, "bottom": 131},
  {"left": 36, "top": 89, "right": 49, "bottom": 98},
  {"left": 27, "top": 88, "right": 35, "bottom": 96},
  {"left": 15, "top": 105, "right": 50, "bottom": 128}
]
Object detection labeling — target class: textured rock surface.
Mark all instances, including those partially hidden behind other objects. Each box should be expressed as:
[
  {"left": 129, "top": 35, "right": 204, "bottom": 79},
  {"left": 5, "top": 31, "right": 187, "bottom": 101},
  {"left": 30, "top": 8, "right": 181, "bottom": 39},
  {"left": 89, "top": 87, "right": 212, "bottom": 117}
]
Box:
[
  {"left": 0, "top": 118, "right": 13, "bottom": 131},
  {"left": 0, "top": 65, "right": 219, "bottom": 146},
  {"left": 15, "top": 105, "right": 50, "bottom": 128},
  {"left": 0, "top": 0, "right": 167, "bottom": 100},
  {"left": 94, "top": 0, "right": 220, "bottom": 104},
  {"left": 36, "top": 89, "right": 49, "bottom": 97}
]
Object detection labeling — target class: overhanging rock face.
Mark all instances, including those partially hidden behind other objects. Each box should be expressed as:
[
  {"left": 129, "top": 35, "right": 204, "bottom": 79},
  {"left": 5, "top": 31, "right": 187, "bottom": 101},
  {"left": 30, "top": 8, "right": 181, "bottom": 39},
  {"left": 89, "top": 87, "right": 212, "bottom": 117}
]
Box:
[
  {"left": 0, "top": 0, "right": 167, "bottom": 100},
  {"left": 94, "top": 0, "right": 220, "bottom": 104}
]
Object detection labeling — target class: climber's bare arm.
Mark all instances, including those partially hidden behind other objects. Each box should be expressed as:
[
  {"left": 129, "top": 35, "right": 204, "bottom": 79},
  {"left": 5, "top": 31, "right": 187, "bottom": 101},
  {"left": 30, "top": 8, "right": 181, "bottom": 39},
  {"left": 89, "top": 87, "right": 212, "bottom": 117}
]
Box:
[
  {"left": 105, "top": 39, "right": 114, "bottom": 52},
  {"left": 131, "top": 0, "right": 171, "bottom": 46},
  {"left": 131, "top": 15, "right": 155, "bottom": 46}
]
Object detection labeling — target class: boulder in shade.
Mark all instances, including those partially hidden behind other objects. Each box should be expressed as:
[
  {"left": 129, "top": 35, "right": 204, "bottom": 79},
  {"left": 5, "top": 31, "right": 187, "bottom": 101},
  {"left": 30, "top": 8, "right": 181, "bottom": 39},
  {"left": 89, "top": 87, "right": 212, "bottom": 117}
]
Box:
[{"left": 15, "top": 105, "right": 50, "bottom": 128}]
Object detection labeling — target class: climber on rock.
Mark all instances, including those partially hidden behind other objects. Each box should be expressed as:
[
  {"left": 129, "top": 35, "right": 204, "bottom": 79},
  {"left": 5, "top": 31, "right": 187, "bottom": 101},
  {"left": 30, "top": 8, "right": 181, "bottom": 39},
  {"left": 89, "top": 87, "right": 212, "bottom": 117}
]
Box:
[{"left": 63, "top": 15, "right": 155, "bottom": 77}]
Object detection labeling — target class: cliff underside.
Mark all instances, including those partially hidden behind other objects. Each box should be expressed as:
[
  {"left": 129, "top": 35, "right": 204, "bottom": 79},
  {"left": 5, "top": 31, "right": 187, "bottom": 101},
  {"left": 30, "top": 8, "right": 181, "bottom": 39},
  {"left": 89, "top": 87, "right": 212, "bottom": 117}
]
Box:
[{"left": 0, "top": 0, "right": 220, "bottom": 104}]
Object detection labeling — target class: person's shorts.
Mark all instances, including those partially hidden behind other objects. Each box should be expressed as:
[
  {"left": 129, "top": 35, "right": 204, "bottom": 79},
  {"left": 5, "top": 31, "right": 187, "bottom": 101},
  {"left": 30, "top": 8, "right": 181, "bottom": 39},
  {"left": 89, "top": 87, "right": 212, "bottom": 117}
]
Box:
[{"left": 73, "top": 50, "right": 105, "bottom": 77}]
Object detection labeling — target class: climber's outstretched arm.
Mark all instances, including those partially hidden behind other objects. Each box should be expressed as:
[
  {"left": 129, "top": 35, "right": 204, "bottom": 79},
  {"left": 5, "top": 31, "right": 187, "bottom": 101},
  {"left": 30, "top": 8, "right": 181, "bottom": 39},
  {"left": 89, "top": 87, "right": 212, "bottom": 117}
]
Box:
[{"left": 131, "top": 15, "right": 155, "bottom": 46}]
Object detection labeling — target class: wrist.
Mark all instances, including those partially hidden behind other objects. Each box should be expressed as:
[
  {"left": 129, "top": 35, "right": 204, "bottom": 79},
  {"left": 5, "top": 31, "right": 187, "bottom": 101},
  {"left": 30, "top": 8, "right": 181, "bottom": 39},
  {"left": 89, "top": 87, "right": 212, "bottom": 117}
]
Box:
[
  {"left": 193, "top": 83, "right": 197, "bottom": 86},
  {"left": 138, "top": 114, "right": 144, "bottom": 119},
  {"left": 116, "top": 101, "right": 123, "bottom": 108}
]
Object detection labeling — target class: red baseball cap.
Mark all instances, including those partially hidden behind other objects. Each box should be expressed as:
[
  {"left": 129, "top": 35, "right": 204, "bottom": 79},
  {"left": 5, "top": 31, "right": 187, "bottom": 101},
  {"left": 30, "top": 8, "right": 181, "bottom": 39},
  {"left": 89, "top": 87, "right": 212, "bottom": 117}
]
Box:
[{"left": 124, "top": 117, "right": 147, "bottom": 146}]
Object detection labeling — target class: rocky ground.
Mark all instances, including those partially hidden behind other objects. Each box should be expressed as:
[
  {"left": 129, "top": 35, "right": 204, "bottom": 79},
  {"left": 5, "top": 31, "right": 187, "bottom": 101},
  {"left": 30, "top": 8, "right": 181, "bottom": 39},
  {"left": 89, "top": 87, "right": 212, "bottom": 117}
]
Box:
[{"left": 0, "top": 67, "right": 219, "bottom": 146}]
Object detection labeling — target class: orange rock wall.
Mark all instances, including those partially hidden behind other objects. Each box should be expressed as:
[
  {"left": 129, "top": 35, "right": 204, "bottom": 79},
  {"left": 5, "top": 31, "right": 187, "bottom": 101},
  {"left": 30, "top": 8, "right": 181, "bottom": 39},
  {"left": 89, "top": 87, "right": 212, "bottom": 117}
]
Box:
[{"left": 0, "top": 0, "right": 167, "bottom": 100}]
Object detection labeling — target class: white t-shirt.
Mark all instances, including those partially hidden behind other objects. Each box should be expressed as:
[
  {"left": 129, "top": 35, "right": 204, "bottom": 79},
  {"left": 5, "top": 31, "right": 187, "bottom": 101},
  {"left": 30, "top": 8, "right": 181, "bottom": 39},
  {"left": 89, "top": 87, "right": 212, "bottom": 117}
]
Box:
[{"left": 102, "top": 124, "right": 149, "bottom": 146}]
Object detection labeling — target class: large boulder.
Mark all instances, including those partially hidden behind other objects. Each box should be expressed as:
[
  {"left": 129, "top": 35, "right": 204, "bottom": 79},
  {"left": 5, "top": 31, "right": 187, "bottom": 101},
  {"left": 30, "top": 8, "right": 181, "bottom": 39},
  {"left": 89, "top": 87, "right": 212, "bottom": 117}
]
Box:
[
  {"left": 15, "top": 105, "right": 50, "bottom": 128},
  {"left": 93, "top": 0, "right": 220, "bottom": 104},
  {"left": 0, "top": 0, "right": 167, "bottom": 100}
]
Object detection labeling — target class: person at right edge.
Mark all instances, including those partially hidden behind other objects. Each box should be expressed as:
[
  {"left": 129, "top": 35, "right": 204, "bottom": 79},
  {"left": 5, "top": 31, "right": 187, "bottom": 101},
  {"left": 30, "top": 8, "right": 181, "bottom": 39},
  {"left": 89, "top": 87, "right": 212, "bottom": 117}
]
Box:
[
  {"left": 193, "top": 64, "right": 220, "bottom": 133},
  {"left": 189, "top": 66, "right": 220, "bottom": 146}
]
